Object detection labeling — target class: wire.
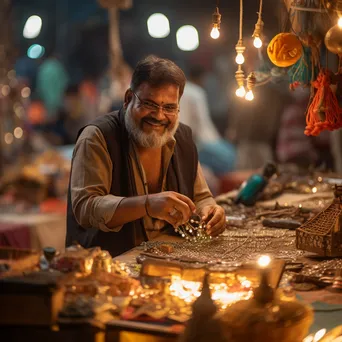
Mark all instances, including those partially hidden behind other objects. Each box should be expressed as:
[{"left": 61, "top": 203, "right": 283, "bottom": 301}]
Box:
[
  {"left": 258, "top": 0, "right": 263, "bottom": 18},
  {"left": 239, "top": 0, "right": 243, "bottom": 40}
]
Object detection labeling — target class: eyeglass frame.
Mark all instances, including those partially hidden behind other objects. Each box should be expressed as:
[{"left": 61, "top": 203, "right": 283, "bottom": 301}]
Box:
[{"left": 131, "top": 91, "right": 180, "bottom": 116}]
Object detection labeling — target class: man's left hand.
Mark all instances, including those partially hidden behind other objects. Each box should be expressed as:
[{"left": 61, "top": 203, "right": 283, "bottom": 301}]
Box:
[{"left": 200, "top": 205, "right": 226, "bottom": 237}]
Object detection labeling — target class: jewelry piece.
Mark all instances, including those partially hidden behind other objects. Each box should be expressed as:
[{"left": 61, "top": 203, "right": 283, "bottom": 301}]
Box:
[{"left": 169, "top": 207, "right": 179, "bottom": 217}]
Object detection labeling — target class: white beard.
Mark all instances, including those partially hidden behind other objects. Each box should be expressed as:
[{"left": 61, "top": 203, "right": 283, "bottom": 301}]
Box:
[{"left": 124, "top": 109, "right": 179, "bottom": 148}]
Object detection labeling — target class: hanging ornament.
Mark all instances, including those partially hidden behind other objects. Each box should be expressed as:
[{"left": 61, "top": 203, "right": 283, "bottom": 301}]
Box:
[
  {"left": 288, "top": 34, "right": 320, "bottom": 90},
  {"left": 267, "top": 33, "right": 303, "bottom": 67},
  {"left": 305, "top": 69, "right": 342, "bottom": 136},
  {"left": 324, "top": 21, "right": 342, "bottom": 56}
]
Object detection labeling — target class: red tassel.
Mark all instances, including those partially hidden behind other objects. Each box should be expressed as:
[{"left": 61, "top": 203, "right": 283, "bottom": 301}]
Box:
[{"left": 304, "top": 69, "right": 342, "bottom": 136}]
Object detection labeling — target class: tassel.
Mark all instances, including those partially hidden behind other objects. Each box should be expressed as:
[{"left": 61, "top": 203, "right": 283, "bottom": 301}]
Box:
[
  {"left": 305, "top": 69, "right": 342, "bottom": 136},
  {"left": 288, "top": 44, "right": 319, "bottom": 90}
]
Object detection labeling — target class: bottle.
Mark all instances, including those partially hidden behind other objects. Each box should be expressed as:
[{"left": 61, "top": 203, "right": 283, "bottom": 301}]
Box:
[{"left": 235, "top": 162, "right": 277, "bottom": 206}]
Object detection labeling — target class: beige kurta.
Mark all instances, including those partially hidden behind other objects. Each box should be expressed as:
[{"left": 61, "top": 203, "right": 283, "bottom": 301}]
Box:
[{"left": 70, "top": 125, "right": 216, "bottom": 244}]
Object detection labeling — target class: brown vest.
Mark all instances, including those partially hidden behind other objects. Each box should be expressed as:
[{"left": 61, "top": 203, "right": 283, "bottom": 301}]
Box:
[{"left": 66, "top": 109, "right": 198, "bottom": 257}]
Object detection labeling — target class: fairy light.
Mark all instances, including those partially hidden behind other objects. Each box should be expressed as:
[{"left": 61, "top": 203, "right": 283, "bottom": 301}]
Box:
[
  {"left": 252, "top": 0, "right": 264, "bottom": 48},
  {"left": 210, "top": 4, "right": 221, "bottom": 39}
]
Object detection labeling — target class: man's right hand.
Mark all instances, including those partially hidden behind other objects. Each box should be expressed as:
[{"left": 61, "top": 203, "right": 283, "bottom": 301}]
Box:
[{"left": 146, "top": 191, "right": 196, "bottom": 228}]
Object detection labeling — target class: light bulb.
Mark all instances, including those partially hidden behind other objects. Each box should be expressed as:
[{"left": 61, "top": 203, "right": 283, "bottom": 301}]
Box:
[
  {"left": 245, "top": 90, "right": 254, "bottom": 101},
  {"left": 235, "top": 52, "right": 245, "bottom": 65},
  {"left": 253, "top": 36, "right": 262, "bottom": 48},
  {"left": 210, "top": 25, "right": 220, "bottom": 39},
  {"left": 235, "top": 85, "right": 246, "bottom": 97},
  {"left": 338, "top": 17, "right": 342, "bottom": 28}
]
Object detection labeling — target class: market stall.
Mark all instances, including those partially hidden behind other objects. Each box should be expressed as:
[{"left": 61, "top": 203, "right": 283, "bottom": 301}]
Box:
[{"left": 1, "top": 168, "right": 342, "bottom": 342}]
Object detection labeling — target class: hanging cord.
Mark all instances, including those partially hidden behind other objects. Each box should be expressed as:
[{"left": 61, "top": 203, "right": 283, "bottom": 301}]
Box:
[
  {"left": 258, "top": 0, "right": 263, "bottom": 18},
  {"left": 216, "top": 0, "right": 220, "bottom": 7},
  {"left": 239, "top": 0, "right": 243, "bottom": 40}
]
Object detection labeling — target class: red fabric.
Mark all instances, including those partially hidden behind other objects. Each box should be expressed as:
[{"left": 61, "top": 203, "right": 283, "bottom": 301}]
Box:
[{"left": 0, "top": 223, "right": 31, "bottom": 249}]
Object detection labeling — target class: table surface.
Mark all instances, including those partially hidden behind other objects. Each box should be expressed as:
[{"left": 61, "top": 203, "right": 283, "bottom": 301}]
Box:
[{"left": 113, "top": 191, "right": 342, "bottom": 336}]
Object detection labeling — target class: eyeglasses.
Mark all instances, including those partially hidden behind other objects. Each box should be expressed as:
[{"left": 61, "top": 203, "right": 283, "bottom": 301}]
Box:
[{"left": 132, "top": 91, "right": 179, "bottom": 116}]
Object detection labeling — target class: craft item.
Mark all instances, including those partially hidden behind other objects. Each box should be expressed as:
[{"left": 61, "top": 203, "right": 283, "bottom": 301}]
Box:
[
  {"left": 288, "top": 45, "right": 319, "bottom": 90},
  {"left": 267, "top": 33, "right": 303, "bottom": 67},
  {"left": 304, "top": 69, "right": 342, "bottom": 136},
  {"left": 262, "top": 218, "right": 302, "bottom": 229},
  {"left": 218, "top": 274, "right": 313, "bottom": 342},
  {"left": 296, "top": 185, "right": 342, "bottom": 257},
  {"left": 235, "top": 161, "right": 277, "bottom": 206},
  {"left": 174, "top": 213, "right": 211, "bottom": 242},
  {"left": 325, "top": 22, "right": 342, "bottom": 56},
  {"left": 179, "top": 274, "right": 226, "bottom": 342}
]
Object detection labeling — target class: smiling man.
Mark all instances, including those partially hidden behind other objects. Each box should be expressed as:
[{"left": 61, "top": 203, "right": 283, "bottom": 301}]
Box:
[{"left": 66, "top": 55, "right": 226, "bottom": 257}]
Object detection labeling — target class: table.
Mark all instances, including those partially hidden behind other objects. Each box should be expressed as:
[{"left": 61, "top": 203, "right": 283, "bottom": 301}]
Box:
[
  {"left": 109, "top": 191, "right": 342, "bottom": 340},
  {"left": 0, "top": 213, "right": 66, "bottom": 251}
]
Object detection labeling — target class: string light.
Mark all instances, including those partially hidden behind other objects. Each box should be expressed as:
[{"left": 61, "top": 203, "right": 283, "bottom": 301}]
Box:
[
  {"left": 252, "top": 0, "right": 264, "bottom": 49},
  {"left": 235, "top": 0, "right": 246, "bottom": 65},
  {"left": 245, "top": 72, "right": 256, "bottom": 101},
  {"left": 235, "top": 85, "right": 246, "bottom": 97},
  {"left": 210, "top": 5, "right": 221, "bottom": 39}
]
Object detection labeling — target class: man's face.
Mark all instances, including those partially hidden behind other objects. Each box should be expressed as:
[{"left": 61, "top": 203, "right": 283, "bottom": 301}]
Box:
[{"left": 123, "top": 82, "right": 180, "bottom": 148}]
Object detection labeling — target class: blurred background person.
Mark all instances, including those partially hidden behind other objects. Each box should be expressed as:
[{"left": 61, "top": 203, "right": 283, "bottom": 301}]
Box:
[
  {"left": 276, "top": 87, "right": 333, "bottom": 169},
  {"left": 180, "top": 65, "right": 236, "bottom": 194}
]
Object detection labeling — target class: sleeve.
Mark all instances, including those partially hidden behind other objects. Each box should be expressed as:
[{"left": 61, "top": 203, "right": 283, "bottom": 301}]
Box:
[
  {"left": 70, "top": 125, "right": 125, "bottom": 232},
  {"left": 193, "top": 162, "right": 216, "bottom": 213}
]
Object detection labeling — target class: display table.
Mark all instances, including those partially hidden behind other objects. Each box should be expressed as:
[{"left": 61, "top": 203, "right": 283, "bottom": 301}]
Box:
[{"left": 0, "top": 213, "right": 66, "bottom": 251}]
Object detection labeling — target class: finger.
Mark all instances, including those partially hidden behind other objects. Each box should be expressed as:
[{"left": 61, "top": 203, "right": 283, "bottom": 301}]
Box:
[
  {"left": 172, "top": 198, "right": 192, "bottom": 224},
  {"left": 174, "top": 193, "right": 196, "bottom": 213},
  {"left": 202, "top": 206, "right": 215, "bottom": 221},
  {"left": 206, "top": 210, "right": 224, "bottom": 234}
]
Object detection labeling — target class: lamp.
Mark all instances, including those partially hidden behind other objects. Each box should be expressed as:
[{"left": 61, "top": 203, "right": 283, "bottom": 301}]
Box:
[
  {"left": 252, "top": 0, "right": 264, "bottom": 48},
  {"left": 210, "top": 5, "right": 221, "bottom": 39}
]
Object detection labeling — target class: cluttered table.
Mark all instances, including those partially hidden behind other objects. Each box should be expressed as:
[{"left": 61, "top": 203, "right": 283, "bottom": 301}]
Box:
[{"left": 1, "top": 170, "right": 342, "bottom": 342}]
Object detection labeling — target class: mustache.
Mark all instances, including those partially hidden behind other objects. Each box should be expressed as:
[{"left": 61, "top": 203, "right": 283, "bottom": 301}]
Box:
[{"left": 143, "top": 116, "right": 170, "bottom": 126}]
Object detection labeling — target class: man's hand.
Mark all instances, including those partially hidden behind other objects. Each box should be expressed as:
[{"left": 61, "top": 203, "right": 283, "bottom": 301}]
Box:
[
  {"left": 201, "top": 205, "right": 226, "bottom": 237},
  {"left": 146, "top": 191, "right": 196, "bottom": 228}
]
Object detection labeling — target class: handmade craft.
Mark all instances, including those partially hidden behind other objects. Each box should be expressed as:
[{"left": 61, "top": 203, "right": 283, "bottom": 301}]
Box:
[
  {"left": 304, "top": 69, "right": 342, "bottom": 136},
  {"left": 267, "top": 33, "right": 303, "bottom": 67}
]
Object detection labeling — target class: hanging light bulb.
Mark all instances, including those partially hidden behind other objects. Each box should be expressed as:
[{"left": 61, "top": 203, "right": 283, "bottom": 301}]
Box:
[
  {"left": 252, "top": 0, "right": 264, "bottom": 49},
  {"left": 210, "top": 7, "right": 221, "bottom": 39},
  {"left": 253, "top": 36, "right": 262, "bottom": 48},
  {"left": 210, "top": 25, "right": 220, "bottom": 39},
  {"left": 338, "top": 17, "right": 342, "bottom": 28},
  {"left": 245, "top": 89, "right": 254, "bottom": 101},
  {"left": 235, "top": 52, "right": 245, "bottom": 65},
  {"left": 235, "top": 85, "right": 246, "bottom": 97}
]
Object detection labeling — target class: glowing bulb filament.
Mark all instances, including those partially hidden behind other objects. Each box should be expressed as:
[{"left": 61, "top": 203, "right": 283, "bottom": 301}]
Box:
[
  {"left": 235, "top": 52, "right": 245, "bottom": 65},
  {"left": 338, "top": 17, "right": 342, "bottom": 28},
  {"left": 210, "top": 25, "right": 220, "bottom": 39},
  {"left": 245, "top": 90, "right": 254, "bottom": 101},
  {"left": 235, "top": 85, "right": 246, "bottom": 98},
  {"left": 253, "top": 36, "right": 262, "bottom": 48}
]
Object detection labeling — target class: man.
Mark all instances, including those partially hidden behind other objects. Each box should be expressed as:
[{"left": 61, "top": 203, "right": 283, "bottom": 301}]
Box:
[{"left": 66, "top": 55, "right": 225, "bottom": 257}]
